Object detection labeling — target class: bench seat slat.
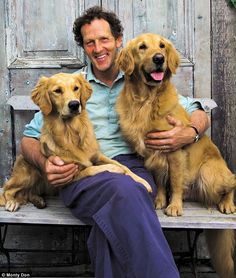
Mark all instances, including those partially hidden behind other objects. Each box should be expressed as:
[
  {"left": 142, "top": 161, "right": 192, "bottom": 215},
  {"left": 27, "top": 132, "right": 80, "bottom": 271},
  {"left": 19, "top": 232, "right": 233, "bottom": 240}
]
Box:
[{"left": 0, "top": 195, "right": 235, "bottom": 229}]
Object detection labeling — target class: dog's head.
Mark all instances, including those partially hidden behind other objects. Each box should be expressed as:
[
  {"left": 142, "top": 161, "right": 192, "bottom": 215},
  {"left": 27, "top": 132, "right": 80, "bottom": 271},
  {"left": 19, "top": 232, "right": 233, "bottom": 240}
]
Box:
[
  {"left": 116, "top": 33, "right": 180, "bottom": 87},
  {"left": 31, "top": 73, "right": 92, "bottom": 118}
]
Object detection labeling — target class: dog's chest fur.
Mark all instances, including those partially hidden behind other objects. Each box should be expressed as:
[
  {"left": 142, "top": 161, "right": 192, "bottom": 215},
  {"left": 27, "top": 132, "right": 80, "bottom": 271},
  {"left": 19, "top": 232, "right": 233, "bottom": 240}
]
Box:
[
  {"left": 40, "top": 111, "right": 100, "bottom": 167},
  {"left": 117, "top": 82, "right": 185, "bottom": 156}
]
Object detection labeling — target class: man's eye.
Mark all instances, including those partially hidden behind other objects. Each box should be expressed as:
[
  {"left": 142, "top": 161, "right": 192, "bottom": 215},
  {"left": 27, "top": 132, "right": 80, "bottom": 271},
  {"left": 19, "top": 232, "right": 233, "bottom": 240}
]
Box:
[
  {"left": 86, "top": 41, "right": 94, "bottom": 46},
  {"left": 101, "top": 38, "right": 109, "bottom": 42}
]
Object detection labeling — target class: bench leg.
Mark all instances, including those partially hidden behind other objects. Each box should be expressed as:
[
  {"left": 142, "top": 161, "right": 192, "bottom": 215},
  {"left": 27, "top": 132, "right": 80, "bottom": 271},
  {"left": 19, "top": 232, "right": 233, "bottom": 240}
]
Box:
[
  {"left": 187, "top": 229, "right": 203, "bottom": 278},
  {"left": 0, "top": 224, "right": 11, "bottom": 271},
  {"left": 171, "top": 229, "right": 203, "bottom": 277},
  {"left": 72, "top": 226, "right": 91, "bottom": 265}
]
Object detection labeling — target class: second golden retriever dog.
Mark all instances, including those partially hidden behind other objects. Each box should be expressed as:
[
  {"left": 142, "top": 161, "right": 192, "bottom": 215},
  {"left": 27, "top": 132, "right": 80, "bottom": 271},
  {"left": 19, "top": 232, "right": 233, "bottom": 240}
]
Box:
[
  {"left": 116, "top": 33, "right": 236, "bottom": 278},
  {"left": 0, "top": 73, "right": 151, "bottom": 212}
]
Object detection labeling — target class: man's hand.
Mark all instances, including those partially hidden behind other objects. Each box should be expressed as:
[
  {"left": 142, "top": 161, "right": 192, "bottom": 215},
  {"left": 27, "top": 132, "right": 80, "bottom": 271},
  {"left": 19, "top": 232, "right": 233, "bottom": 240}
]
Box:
[
  {"left": 144, "top": 115, "right": 198, "bottom": 152},
  {"left": 21, "top": 137, "right": 79, "bottom": 188},
  {"left": 44, "top": 156, "right": 79, "bottom": 187}
]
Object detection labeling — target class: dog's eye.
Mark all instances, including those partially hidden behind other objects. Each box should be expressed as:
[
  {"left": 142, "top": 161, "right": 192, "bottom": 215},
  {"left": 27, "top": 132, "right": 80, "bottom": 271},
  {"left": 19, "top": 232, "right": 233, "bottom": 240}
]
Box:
[
  {"left": 139, "top": 43, "right": 147, "bottom": 50},
  {"left": 54, "top": 88, "right": 62, "bottom": 94},
  {"left": 160, "top": 42, "right": 165, "bottom": 49},
  {"left": 74, "top": 86, "right": 79, "bottom": 91}
]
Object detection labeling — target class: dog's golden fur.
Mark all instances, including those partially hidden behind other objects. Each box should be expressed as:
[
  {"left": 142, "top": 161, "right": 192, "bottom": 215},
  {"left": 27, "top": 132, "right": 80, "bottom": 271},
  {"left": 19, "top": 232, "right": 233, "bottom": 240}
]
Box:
[
  {"left": 116, "top": 33, "right": 236, "bottom": 278},
  {"left": 0, "top": 73, "right": 151, "bottom": 212}
]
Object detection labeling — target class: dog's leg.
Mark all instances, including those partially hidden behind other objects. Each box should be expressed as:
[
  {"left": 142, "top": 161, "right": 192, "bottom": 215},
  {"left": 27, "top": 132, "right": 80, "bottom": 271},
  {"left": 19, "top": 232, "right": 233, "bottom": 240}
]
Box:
[
  {"left": 0, "top": 194, "right": 6, "bottom": 206},
  {"left": 154, "top": 184, "right": 167, "bottom": 209},
  {"left": 78, "top": 163, "right": 126, "bottom": 178},
  {"left": 3, "top": 178, "right": 27, "bottom": 212},
  {"left": 165, "top": 151, "right": 187, "bottom": 216},
  {"left": 2, "top": 155, "right": 41, "bottom": 212},
  {"left": 153, "top": 169, "right": 168, "bottom": 209},
  {"left": 197, "top": 159, "right": 236, "bottom": 213},
  {"left": 92, "top": 153, "right": 152, "bottom": 193}
]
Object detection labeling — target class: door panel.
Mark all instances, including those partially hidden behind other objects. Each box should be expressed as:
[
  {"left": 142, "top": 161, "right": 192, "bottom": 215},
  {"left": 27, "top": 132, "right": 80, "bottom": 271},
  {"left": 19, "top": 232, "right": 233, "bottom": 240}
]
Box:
[
  {"left": 6, "top": 0, "right": 83, "bottom": 69},
  {"left": 108, "top": 0, "right": 210, "bottom": 98}
]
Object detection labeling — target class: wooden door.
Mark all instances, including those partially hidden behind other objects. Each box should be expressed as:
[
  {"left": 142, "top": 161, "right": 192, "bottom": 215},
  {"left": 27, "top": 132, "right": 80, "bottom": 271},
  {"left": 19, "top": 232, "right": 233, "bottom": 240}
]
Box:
[
  {"left": 116, "top": 0, "right": 211, "bottom": 99},
  {"left": 0, "top": 0, "right": 211, "bottom": 184}
]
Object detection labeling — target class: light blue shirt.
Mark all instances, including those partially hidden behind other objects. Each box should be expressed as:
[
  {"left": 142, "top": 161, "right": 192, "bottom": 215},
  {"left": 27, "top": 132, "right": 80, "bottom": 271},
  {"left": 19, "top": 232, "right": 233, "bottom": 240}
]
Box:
[{"left": 23, "top": 63, "right": 217, "bottom": 158}]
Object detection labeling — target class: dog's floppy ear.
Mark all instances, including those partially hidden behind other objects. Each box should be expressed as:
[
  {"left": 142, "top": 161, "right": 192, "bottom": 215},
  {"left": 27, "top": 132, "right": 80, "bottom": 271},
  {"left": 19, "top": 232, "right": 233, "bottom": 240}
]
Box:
[
  {"left": 116, "top": 46, "right": 135, "bottom": 75},
  {"left": 166, "top": 41, "right": 180, "bottom": 74},
  {"left": 31, "top": 76, "right": 52, "bottom": 115},
  {"left": 75, "top": 74, "right": 93, "bottom": 109}
]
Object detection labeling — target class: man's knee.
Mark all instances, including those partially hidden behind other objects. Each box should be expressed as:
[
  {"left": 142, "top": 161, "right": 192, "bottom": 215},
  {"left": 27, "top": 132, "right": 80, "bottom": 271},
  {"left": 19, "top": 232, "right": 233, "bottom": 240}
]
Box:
[{"left": 106, "top": 173, "right": 148, "bottom": 200}]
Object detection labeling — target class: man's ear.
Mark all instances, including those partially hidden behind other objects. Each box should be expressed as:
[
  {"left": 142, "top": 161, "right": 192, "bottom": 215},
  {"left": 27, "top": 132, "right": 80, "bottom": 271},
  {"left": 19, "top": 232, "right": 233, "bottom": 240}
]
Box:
[
  {"left": 31, "top": 76, "right": 52, "bottom": 115},
  {"left": 116, "top": 35, "right": 123, "bottom": 49}
]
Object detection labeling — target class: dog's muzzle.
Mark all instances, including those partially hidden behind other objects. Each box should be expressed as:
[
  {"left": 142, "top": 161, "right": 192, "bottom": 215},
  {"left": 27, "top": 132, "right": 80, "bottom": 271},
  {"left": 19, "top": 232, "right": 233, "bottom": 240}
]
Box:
[{"left": 143, "top": 54, "right": 165, "bottom": 84}]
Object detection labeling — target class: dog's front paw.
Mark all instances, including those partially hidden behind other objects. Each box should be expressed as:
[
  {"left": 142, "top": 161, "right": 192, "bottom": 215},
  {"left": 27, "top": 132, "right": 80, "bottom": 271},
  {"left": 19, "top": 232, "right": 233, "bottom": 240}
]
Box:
[
  {"left": 165, "top": 203, "right": 183, "bottom": 217},
  {"left": 123, "top": 169, "right": 152, "bottom": 193},
  {"left": 138, "top": 178, "right": 152, "bottom": 193},
  {"left": 218, "top": 201, "right": 236, "bottom": 214},
  {"left": 31, "top": 196, "right": 46, "bottom": 209},
  {"left": 5, "top": 200, "right": 20, "bottom": 212}
]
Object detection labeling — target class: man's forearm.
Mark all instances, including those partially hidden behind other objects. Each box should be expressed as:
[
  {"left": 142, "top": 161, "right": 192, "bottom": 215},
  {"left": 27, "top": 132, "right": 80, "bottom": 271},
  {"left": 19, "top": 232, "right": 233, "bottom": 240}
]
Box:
[
  {"left": 20, "top": 137, "right": 46, "bottom": 171},
  {"left": 189, "top": 110, "right": 210, "bottom": 136}
]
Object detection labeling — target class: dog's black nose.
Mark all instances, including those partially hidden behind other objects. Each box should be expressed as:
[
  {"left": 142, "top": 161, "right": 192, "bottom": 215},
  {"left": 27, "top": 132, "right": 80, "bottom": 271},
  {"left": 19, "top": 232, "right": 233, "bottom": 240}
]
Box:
[
  {"left": 153, "top": 54, "right": 164, "bottom": 65},
  {"left": 68, "top": 100, "right": 80, "bottom": 111}
]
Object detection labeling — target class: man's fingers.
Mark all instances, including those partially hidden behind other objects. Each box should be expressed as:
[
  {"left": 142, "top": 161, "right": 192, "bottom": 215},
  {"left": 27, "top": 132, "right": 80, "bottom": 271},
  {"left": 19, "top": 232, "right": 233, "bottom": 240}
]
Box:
[
  {"left": 48, "top": 165, "right": 78, "bottom": 186},
  {"left": 50, "top": 175, "right": 74, "bottom": 187},
  {"left": 146, "top": 144, "right": 172, "bottom": 152},
  {"left": 166, "top": 115, "right": 183, "bottom": 127},
  {"left": 45, "top": 156, "right": 79, "bottom": 187},
  {"left": 48, "top": 155, "right": 65, "bottom": 166},
  {"left": 146, "top": 130, "right": 171, "bottom": 139}
]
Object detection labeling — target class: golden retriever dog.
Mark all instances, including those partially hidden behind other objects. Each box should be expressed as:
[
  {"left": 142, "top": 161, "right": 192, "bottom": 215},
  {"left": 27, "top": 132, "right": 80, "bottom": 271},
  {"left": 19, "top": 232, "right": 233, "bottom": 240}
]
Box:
[
  {"left": 0, "top": 73, "right": 151, "bottom": 212},
  {"left": 116, "top": 33, "right": 236, "bottom": 278}
]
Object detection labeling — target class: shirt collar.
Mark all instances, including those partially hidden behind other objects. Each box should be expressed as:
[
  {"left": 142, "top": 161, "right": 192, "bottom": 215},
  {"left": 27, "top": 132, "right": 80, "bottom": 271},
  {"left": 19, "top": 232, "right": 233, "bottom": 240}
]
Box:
[{"left": 86, "top": 62, "right": 124, "bottom": 85}]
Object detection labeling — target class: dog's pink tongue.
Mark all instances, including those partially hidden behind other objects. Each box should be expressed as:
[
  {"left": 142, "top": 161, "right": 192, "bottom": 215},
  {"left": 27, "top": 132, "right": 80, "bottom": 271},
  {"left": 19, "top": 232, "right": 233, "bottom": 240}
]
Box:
[{"left": 150, "top": 72, "right": 164, "bottom": 81}]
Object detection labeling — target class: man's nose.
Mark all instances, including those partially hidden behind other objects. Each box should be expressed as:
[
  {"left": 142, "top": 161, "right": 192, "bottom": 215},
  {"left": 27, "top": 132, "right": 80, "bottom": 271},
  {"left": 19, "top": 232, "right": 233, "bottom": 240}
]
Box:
[{"left": 94, "top": 41, "right": 103, "bottom": 52}]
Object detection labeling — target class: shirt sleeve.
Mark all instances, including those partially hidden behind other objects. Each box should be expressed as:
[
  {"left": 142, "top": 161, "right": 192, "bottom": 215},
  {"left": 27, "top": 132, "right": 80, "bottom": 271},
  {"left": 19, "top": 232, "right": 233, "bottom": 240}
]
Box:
[
  {"left": 178, "top": 94, "right": 218, "bottom": 114},
  {"left": 23, "top": 111, "right": 43, "bottom": 139}
]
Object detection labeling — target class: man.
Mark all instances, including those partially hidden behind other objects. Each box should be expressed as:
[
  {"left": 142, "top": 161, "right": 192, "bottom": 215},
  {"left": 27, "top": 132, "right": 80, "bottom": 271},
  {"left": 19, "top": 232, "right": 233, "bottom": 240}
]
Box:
[{"left": 21, "top": 6, "right": 214, "bottom": 277}]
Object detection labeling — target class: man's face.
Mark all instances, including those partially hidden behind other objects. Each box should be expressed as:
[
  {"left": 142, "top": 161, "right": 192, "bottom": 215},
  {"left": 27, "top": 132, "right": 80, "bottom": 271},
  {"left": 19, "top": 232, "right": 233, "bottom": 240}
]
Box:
[{"left": 81, "top": 18, "right": 122, "bottom": 74}]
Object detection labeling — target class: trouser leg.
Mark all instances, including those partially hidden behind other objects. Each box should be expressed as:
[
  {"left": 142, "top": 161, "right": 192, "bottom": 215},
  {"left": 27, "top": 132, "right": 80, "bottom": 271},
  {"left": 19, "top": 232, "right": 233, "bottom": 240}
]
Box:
[{"left": 60, "top": 154, "right": 179, "bottom": 278}]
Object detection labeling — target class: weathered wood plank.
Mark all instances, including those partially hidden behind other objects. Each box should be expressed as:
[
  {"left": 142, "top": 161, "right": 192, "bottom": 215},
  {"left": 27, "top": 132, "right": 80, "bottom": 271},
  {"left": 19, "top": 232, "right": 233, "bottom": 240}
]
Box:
[
  {"left": 0, "top": 193, "right": 235, "bottom": 229},
  {"left": 7, "top": 96, "right": 39, "bottom": 110},
  {"left": 211, "top": 0, "right": 236, "bottom": 173}
]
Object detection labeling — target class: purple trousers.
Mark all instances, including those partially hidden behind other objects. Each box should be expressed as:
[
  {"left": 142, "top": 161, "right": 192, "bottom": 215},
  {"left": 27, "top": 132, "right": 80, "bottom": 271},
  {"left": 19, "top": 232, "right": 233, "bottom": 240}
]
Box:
[{"left": 60, "top": 154, "right": 179, "bottom": 278}]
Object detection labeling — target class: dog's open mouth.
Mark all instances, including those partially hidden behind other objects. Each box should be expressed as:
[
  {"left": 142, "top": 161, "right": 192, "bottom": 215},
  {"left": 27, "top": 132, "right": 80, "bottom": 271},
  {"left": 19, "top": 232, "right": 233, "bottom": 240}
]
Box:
[{"left": 144, "top": 70, "right": 164, "bottom": 83}]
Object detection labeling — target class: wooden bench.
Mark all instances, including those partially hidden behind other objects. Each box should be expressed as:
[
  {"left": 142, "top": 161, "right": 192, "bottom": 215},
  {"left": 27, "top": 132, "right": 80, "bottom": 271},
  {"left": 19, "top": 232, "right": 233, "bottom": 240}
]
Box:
[
  {"left": 5, "top": 95, "right": 236, "bottom": 228},
  {"left": 1, "top": 96, "right": 236, "bottom": 276},
  {"left": 1, "top": 194, "right": 236, "bottom": 229},
  {"left": 0, "top": 194, "right": 236, "bottom": 276}
]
